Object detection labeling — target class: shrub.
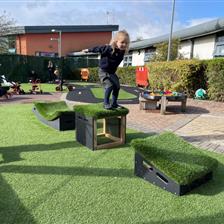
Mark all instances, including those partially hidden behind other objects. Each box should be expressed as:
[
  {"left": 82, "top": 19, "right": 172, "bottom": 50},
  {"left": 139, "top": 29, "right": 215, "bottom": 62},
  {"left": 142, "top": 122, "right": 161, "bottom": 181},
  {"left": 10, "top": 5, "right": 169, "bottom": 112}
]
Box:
[
  {"left": 147, "top": 60, "right": 207, "bottom": 96},
  {"left": 88, "top": 66, "right": 136, "bottom": 86},
  {"left": 204, "top": 58, "right": 224, "bottom": 101}
]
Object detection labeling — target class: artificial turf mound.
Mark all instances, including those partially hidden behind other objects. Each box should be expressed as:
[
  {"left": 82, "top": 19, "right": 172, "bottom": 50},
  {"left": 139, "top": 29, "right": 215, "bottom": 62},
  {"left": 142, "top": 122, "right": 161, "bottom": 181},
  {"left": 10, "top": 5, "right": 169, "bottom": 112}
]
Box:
[
  {"left": 131, "top": 132, "right": 218, "bottom": 185},
  {"left": 73, "top": 103, "right": 129, "bottom": 119},
  {"left": 34, "top": 101, "right": 75, "bottom": 121}
]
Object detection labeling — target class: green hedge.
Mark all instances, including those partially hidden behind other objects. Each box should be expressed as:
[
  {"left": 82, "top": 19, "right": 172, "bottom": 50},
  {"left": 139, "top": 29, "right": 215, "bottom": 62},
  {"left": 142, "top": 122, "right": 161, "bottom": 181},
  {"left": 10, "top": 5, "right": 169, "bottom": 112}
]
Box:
[
  {"left": 88, "top": 66, "right": 136, "bottom": 86},
  {"left": 1, "top": 54, "right": 224, "bottom": 101},
  {"left": 205, "top": 58, "right": 224, "bottom": 101},
  {"left": 146, "top": 59, "right": 224, "bottom": 101},
  {"left": 147, "top": 60, "right": 207, "bottom": 97}
]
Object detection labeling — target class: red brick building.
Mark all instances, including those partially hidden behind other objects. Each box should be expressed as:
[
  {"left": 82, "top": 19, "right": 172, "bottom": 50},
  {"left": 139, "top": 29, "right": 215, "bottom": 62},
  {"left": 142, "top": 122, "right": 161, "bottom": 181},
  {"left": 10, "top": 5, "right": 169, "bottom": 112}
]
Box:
[{"left": 7, "top": 25, "right": 118, "bottom": 57}]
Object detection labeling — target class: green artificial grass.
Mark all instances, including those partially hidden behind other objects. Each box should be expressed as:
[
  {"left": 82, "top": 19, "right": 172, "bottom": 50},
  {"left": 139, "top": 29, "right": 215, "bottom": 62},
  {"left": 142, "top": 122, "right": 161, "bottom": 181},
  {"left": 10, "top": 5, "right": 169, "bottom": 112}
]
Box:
[
  {"left": 73, "top": 103, "right": 129, "bottom": 119},
  {"left": 70, "top": 81, "right": 98, "bottom": 86},
  {"left": 1, "top": 104, "right": 224, "bottom": 224},
  {"left": 131, "top": 132, "right": 218, "bottom": 185},
  {"left": 34, "top": 101, "right": 75, "bottom": 121},
  {"left": 20, "top": 83, "right": 68, "bottom": 93},
  {"left": 90, "top": 87, "right": 136, "bottom": 100}
]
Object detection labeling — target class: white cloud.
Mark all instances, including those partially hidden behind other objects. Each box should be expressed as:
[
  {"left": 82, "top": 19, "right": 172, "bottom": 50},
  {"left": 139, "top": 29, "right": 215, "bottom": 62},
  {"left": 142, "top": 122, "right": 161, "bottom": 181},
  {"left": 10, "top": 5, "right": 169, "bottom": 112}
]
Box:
[
  {"left": 186, "top": 17, "right": 217, "bottom": 27},
  {"left": 0, "top": 1, "right": 218, "bottom": 41}
]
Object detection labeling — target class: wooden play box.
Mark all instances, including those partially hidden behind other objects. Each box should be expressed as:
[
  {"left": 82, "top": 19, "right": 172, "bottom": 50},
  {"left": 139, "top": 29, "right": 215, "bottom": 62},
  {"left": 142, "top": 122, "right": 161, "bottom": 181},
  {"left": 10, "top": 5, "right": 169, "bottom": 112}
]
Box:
[
  {"left": 33, "top": 101, "right": 76, "bottom": 131},
  {"left": 131, "top": 132, "right": 218, "bottom": 196},
  {"left": 74, "top": 104, "right": 129, "bottom": 150}
]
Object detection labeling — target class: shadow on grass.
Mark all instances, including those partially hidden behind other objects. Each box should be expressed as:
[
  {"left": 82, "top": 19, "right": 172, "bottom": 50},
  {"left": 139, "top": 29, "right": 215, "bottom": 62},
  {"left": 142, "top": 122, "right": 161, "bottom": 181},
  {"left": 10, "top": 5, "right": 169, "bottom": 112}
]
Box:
[
  {"left": 0, "top": 141, "right": 78, "bottom": 164},
  {"left": 126, "top": 132, "right": 156, "bottom": 144},
  {"left": 191, "top": 161, "right": 224, "bottom": 196},
  {"left": 0, "top": 175, "right": 37, "bottom": 224},
  {"left": 142, "top": 212, "right": 224, "bottom": 224},
  {"left": 0, "top": 165, "right": 134, "bottom": 178}
]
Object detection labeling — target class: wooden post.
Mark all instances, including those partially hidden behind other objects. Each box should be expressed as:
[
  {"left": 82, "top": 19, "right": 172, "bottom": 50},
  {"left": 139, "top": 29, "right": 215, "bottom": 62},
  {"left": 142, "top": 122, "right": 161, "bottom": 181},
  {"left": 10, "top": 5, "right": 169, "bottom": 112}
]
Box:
[
  {"left": 181, "top": 98, "right": 187, "bottom": 112},
  {"left": 160, "top": 96, "right": 167, "bottom": 115}
]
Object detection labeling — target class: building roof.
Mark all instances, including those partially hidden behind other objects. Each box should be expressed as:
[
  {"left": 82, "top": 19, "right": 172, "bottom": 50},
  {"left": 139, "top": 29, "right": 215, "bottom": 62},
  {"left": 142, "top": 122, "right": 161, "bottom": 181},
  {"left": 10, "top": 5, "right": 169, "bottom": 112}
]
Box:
[
  {"left": 2, "top": 25, "right": 119, "bottom": 36},
  {"left": 130, "top": 17, "right": 224, "bottom": 50}
]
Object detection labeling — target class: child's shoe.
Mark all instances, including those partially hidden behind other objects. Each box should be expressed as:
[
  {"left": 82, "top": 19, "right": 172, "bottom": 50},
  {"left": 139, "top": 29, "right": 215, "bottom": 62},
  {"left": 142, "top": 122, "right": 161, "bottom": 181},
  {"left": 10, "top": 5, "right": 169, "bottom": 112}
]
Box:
[
  {"left": 111, "top": 103, "right": 123, "bottom": 109},
  {"left": 104, "top": 104, "right": 112, "bottom": 110}
]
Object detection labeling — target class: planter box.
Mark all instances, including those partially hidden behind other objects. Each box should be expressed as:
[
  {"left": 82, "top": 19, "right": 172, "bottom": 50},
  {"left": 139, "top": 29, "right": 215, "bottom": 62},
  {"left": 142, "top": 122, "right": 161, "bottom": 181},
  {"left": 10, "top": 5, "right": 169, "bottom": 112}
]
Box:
[
  {"left": 76, "top": 113, "right": 126, "bottom": 150},
  {"left": 33, "top": 106, "right": 76, "bottom": 131},
  {"left": 135, "top": 153, "right": 213, "bottom": 196}
]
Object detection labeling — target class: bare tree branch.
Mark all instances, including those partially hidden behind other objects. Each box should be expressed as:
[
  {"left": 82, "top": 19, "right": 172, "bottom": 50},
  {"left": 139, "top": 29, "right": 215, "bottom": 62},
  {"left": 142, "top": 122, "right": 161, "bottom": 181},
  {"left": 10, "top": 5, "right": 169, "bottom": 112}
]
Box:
[{"left": 0, "top": 11, "right": 16, "bottom": 53}]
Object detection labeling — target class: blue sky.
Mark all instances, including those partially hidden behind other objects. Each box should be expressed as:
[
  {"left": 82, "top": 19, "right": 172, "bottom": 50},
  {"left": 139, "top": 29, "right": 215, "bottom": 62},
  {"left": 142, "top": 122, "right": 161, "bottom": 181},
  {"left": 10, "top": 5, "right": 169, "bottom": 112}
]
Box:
[{"left": 0, "top": 0, "right": 224, "bottom": 40}]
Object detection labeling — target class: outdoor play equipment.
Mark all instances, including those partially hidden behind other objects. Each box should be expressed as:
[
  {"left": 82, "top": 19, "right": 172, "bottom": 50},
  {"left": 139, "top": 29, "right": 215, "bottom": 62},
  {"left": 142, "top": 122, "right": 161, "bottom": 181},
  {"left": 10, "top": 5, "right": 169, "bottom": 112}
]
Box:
[
  {"left": 33, "top": 101, "right": 76, "bottom": 131},
  {"left": 73, "top": 103, "right": 129, "bottom": 150},
  {"left": 10, "top": 82, "right": 25, "bottom": 95},
  {"left": 195, "top": 88, "right": 207, "bottom": 100},
  {"left": 0, "top": 75, "right": 25, "bottom": 95},
  {"left": 29, "top": 78, "right": 43, "bottom": 94},
  {"left": 136, "top": 66, "right": 149, "bottom": 88},
  {"left": 132, "top": 132, "right": 218, "bottom": 196},
  {"left": 0, "top": 75, "right": 13, "bottom": 87},
  {"left": 139, "top": 91, "right": 187, "bottom": 114}
]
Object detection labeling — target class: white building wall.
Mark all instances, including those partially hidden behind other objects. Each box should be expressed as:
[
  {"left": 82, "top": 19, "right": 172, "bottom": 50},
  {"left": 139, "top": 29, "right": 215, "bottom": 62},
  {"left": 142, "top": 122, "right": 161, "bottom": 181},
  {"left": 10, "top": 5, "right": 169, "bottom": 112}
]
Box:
[
  {"left": 132, "top": 50, "right": 145, "bottom": 66},
  {"left": 119, "top": 60, "right": 124, "bottom": 67},
  {"left": 193, "top": 35, "right": 216, "bottom": 59},
  {"left": 125, "top": 33, "right": 217, "bottom": 67},
  {"left": 179, "top": 40, "right": 192, "bottom": 59}
]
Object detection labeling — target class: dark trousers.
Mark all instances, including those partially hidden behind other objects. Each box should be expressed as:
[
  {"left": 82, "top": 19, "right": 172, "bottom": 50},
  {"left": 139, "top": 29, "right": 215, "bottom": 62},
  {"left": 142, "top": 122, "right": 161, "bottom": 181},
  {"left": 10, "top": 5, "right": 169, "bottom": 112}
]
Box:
[{"left": 104, "top": 73, "right": 120, "bottom": 106}]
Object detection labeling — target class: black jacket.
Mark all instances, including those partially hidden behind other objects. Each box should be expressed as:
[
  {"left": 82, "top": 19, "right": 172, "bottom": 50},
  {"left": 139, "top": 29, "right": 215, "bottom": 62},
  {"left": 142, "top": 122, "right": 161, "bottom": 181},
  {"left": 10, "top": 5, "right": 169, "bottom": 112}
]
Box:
[{"left": 88, "top": 45, "right": 125, "bottom": 74}]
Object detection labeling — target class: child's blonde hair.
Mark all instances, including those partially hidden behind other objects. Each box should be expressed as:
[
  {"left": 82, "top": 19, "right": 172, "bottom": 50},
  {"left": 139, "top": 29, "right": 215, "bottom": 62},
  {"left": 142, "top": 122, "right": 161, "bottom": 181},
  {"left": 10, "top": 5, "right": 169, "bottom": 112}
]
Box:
[{"left": 110, "top": 30, "right": 130, "bottom": 53}]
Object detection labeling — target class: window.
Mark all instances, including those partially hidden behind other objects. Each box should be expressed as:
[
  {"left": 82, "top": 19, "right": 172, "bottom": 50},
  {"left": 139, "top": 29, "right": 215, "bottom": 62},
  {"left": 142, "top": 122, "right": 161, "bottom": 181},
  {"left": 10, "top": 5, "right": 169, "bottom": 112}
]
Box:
[
  {"left": 214, "top": 43, "right": 224, "bottom": 57},
  {"left": 144, "top": 48, "right": 155, "bottom": 62},
  {"left": 214, "top": 33, "right": 224, "bottom": 57},
  {"left": 123, "top": 54, "right": 132, "bottom": 67},
  {"left": 35, "top": 52, "right": 57, "bottom": 57}
]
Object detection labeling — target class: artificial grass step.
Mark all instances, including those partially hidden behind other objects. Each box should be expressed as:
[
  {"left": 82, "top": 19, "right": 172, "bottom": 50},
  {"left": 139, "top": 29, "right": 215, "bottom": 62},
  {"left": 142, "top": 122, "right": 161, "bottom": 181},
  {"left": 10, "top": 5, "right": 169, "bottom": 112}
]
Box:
[
  {"left": 131, "top": 132, "right": 218, "bottom": 185},
  {"left": 34, "top": 101, "right": 75, "bottom": 121},
  {"left": 73, "top": 103, "right": 129, "bottom": 119}
]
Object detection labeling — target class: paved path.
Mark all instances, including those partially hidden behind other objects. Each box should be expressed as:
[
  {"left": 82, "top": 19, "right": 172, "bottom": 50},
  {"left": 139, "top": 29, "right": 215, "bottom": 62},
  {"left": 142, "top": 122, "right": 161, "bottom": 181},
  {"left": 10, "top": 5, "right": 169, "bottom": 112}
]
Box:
[{"left": 1, "top": 92, "right": 224, "bottom": 154}]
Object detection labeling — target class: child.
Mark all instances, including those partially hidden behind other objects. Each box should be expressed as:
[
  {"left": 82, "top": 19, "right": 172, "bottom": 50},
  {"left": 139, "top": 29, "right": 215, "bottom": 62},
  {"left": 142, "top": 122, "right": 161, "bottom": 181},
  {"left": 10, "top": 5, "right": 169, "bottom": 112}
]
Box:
[
  {"left": 82, "top": 30, "right": 130, "bottom": 109},
  {"left": 54, "top": 66, "right": 63, "bottom": 91}
]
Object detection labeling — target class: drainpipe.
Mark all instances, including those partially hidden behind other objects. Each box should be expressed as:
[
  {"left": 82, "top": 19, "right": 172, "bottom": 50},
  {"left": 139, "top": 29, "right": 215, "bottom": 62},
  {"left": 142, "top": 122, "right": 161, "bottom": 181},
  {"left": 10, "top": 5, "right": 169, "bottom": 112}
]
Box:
[{"left": 190, "top": 39, "right": 194, "bottom": 59}]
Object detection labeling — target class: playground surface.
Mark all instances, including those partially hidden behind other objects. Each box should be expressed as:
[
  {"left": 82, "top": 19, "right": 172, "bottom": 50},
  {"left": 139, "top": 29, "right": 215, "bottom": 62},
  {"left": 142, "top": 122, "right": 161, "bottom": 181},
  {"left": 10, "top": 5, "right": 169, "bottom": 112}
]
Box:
[
  {"left": 66, "top": 84, "right": 140, "bottom": 104},
  {"left": 1, "top": 84, "right": 224, "bottom": 224},
  {"left": 1, "top": 84, "right": 223, "bottom": 153}
]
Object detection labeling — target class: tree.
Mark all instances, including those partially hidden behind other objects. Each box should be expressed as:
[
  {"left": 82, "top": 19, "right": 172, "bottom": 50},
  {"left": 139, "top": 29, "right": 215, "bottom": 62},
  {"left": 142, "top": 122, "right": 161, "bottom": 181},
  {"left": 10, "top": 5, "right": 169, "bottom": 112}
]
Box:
[
  {"left": 0, "top": 12, "right": 15, "bottom": 54},
  {"left": 151, "top": 38, "right": 182, "bottom": 61}
]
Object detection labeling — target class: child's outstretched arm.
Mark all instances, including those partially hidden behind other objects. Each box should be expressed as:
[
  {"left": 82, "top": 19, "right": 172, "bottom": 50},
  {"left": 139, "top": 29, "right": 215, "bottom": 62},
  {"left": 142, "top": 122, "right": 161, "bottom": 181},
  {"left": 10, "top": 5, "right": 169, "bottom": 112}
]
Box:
[
  {"left": 82, "top": 45, "right": 112, "bottom": 54},
  {"left": 82, "top": 49, "right": 89, "bottom": 53}
]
